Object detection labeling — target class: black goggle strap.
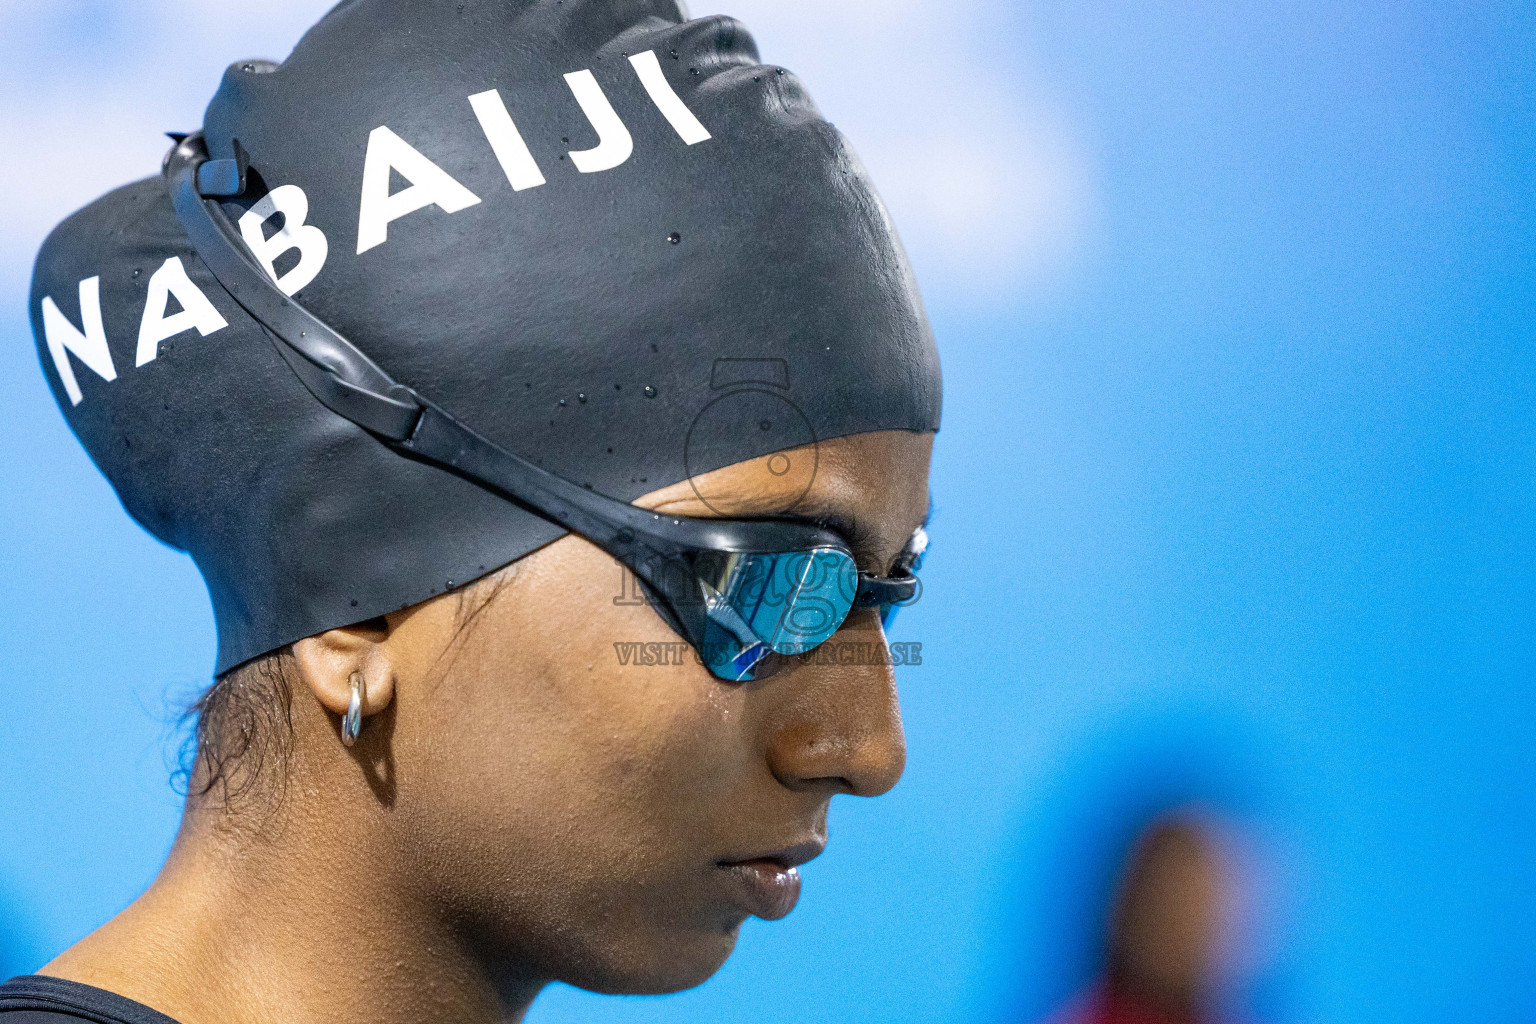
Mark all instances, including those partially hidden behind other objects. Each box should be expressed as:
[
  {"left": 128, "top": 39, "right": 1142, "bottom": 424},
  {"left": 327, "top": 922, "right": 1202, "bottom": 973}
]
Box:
[
  {"left": 165, "top": 135, "right": 421, "bottom": 440},
  {"left": 165, "top": 134, "right": 924, "bottom": 644},
  {"left": 164, "top": 133, "right": 713, "bottom": 565}
]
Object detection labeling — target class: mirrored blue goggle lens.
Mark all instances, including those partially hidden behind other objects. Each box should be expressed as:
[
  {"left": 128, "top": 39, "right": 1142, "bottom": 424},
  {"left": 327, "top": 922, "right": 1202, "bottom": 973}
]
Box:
[{"left": 697, "top": 547, "right": 858, "bottom": 681}]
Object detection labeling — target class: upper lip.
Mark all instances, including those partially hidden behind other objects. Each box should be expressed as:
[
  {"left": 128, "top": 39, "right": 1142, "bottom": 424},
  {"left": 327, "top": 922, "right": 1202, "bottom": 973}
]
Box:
[{"left": 718, "top": 839, "right": 825, "bottom": 871}]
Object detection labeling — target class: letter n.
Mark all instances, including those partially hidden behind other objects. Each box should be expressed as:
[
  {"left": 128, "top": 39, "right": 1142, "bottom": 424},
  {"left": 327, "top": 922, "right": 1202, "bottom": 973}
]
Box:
[{"left": 41, "top": 276, "right": 116, "bottom": 406}]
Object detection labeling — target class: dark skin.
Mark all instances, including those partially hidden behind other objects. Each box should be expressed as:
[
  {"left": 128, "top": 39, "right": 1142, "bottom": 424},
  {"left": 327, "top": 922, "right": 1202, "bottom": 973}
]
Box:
[{"left": 45, "top": 429, "right": 933, "bottom": 1024}]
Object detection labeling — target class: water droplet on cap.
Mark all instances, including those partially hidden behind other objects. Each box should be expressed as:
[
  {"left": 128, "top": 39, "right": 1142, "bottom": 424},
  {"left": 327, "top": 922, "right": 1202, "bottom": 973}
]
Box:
[
  {"left": 668, "top": 232, "right": 681, "bottom": 244},
  {"left": 559, "top": 399, "right": 567, "bottom": 407},
  {"left": 578, "top": 393, "right": 588, "bottom": 403},
  {"left": 644, "top": 385, "right": 657, "bottom": 398},
  {"left": 760, "top": 419, "right": 772, "bottom": 431}
]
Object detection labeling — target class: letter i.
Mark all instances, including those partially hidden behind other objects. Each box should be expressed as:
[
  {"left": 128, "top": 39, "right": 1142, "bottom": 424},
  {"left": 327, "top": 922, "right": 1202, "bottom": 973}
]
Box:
[{"left": 469, "top": 89, "right": 546, "bottom": 191}]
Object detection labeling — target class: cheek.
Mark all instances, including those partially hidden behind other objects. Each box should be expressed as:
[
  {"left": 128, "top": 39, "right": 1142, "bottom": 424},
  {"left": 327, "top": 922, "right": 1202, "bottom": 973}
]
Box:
[
  {"left": 466, "top": 540, "right": 743, "bottom": 821},
  {"left": 387, "top": 538, "right": 757, "bottom": 970}
]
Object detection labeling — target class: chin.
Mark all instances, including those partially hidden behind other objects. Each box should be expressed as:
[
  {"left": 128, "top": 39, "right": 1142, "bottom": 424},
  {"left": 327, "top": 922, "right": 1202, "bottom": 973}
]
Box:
[{"left": 559, "top": 923, "right": 744, "bottom": 996}]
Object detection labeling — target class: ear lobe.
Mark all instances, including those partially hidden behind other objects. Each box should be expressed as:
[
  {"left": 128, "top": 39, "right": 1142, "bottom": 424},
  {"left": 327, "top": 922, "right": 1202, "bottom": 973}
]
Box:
[{"left": 292, "top": 621, "right": 396, "bottom": 719}]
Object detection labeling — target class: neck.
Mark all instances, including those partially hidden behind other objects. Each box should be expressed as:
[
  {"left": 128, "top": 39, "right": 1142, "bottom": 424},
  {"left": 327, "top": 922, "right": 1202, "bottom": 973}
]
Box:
[{"left": 44, "top": 779, "right": 542, "bottom": 1024}]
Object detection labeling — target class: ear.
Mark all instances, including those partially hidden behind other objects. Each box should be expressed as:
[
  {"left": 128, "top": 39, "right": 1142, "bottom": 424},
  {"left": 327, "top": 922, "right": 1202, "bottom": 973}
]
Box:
[{"left": 292, "top": 618, "right": 396, "bottom": 720}]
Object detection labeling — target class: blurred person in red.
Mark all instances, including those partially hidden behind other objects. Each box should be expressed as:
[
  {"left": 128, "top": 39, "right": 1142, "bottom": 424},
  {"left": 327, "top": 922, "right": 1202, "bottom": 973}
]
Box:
[{"left": 1050, "top": 812, "right": 1237, "bottom": 1024}]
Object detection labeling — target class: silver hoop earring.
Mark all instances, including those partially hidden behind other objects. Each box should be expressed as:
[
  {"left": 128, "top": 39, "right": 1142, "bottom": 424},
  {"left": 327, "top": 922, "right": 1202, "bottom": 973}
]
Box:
[{"left": 342, "top": 672, "right": 365, "bottom": 748}]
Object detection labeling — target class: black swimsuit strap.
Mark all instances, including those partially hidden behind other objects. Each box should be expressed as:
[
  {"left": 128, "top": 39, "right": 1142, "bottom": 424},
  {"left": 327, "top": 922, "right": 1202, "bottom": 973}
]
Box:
[{"left": 0, "top": 977, "right": 182, "bottom": 1024}]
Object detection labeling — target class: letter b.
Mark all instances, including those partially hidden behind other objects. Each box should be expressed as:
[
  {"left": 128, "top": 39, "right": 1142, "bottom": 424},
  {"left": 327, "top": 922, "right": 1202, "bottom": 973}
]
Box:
[{"left": 239, "top": 185, "right": 329, "bottom": 296}]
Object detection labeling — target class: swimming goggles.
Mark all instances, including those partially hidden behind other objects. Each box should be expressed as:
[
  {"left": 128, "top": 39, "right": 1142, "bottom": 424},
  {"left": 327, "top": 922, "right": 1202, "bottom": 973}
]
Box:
[{"left": 162, "top": 134, "right": 926, "bottom": 682}]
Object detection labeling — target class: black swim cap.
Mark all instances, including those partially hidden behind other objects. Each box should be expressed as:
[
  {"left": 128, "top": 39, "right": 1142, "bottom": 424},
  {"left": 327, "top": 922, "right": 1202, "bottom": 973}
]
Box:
[{"left": 30, "top": 0, "right": 941, "bottom": 674}]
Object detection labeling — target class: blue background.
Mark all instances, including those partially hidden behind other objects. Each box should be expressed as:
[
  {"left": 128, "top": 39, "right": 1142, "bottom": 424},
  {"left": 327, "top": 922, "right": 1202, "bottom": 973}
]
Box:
[{"left": 1, "top": 1, "right": 1531, "bottom": 1022}]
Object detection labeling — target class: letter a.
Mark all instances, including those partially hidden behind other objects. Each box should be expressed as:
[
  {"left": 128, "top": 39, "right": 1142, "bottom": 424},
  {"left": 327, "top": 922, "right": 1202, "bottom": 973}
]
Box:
[
  {"left": 564, "top": 70, "right": 633, "bottom": 173},
  {"left": 357, "top": 126, "right": 482, "bottom": 255},
  {"left": 41, "top": 276, "right": 116, "bottom": 406},
  {"left": 136, "top": 257, "right": 229, "bottom": 367}
]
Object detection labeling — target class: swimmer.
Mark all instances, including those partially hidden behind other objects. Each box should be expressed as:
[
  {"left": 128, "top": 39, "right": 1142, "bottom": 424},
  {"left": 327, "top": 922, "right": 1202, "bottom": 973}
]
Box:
[{"left": 2, "top": 3, "right": 940, "bottom": 1023}]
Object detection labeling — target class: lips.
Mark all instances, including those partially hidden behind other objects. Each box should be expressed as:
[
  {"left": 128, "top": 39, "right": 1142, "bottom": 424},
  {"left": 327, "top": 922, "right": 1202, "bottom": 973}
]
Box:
[{"left": 718, "top": 840, "right": 824, "bottom": 921}]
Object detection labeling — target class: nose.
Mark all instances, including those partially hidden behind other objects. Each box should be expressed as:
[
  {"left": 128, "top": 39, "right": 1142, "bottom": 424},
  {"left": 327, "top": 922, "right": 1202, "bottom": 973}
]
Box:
[{"left": 763, "top": 610, "right": 907, "bottom": 798}]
